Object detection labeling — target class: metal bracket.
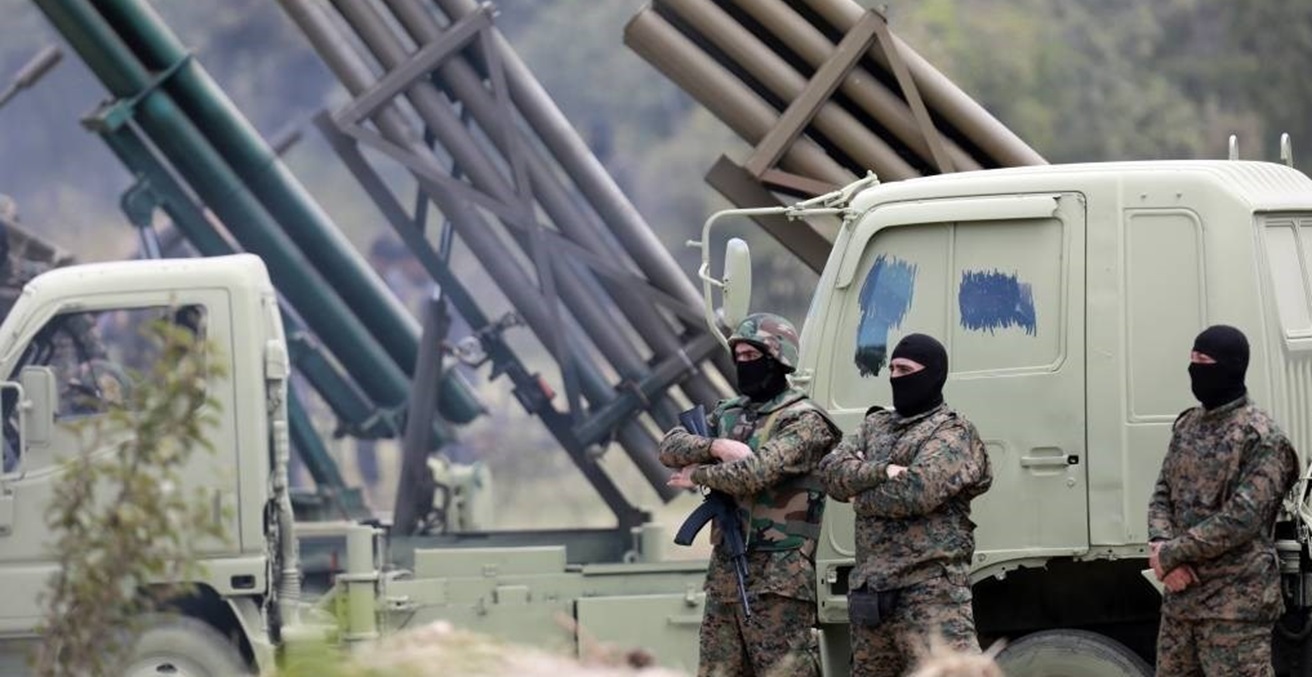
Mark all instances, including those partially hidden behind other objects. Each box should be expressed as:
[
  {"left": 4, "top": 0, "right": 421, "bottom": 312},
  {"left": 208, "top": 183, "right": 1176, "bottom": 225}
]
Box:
[
  {"left": 744, "top": 10, "right": 881, "bottom": 178},
  {"left": 733, "top": 7, "right": 955, "bottom": 202},
  {"left": 119, "top": 180, "right": 159, "bottom": 227},
  {"left": 333, "top": 6, "right": 494, "bottom": 129},
  {"left": 704, "top": 12, "right": 891, "bottom": 273},
  {"left": 868, "top": 13, "right": 954, "bottom": 173},
  {"left": 82, "top": 53, "right": 194, "bottom": 133},
  {"left": 120, "top": 180, "right": 164, "bottom": 259},
  {"left": 329, "top": 3, "right": 537, "bottom": 229},
  {"left": 704, "top": 156, "right": 832, "bottom": 273}
]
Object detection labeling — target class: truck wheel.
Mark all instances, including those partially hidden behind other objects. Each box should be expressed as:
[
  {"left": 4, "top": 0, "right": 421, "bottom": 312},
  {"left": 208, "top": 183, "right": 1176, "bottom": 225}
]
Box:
[
  {"left": 122, "top": 614, "right": 251, "bottom": 677},
  {"left": 996, "top": 629, "right": 1152, "bottom": 677}
]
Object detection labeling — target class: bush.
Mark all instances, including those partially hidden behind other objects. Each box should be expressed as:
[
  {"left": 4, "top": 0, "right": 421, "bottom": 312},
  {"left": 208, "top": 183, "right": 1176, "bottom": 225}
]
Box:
[{"left": 32, "top": 318, "right": 229, "bottom": 675}]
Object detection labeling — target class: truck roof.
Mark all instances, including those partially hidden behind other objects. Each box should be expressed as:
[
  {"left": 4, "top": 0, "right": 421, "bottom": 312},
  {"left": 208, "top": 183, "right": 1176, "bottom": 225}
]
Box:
[
  {"left": 18, "top": 254, "right": 274, "bottom": 306},
  {"left": 851, "top": 160, "right": 1312, "bottom": 213}
]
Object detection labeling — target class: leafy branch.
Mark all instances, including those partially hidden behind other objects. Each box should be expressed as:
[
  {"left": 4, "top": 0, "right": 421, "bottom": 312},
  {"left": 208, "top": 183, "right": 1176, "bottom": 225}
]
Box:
[{"left": 32, "top": 316, "right": 230, "bottom": 676}]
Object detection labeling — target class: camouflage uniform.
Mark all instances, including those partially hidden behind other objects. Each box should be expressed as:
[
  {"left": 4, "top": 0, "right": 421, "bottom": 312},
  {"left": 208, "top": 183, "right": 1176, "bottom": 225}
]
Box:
[
  {"left": 819, "top": 404, "right": 993, "bottom": 677},
  {"left": 3, "top": 311, "right": 114, "bottom": 471},
  {"left": 0, "top": 206, "right": 72, "bottom": 323},
  {"left": 41, "top": 313, "right": 116, "bottom": 417},
  {"left": 659, "top": 313, "right": 840, "bottom": 677},
  {"left": 1148, "top": 397, "right": 1300, "bottom": 677}
]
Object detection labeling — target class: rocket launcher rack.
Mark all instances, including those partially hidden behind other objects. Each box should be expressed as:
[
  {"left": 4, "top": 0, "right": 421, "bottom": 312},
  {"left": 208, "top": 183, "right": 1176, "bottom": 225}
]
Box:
[
  {"left": 38, "top": 0, "right": 737, "bottom": 552},
  {"left": 625, "top": 0, "right": 1047, "bottom": 272}
]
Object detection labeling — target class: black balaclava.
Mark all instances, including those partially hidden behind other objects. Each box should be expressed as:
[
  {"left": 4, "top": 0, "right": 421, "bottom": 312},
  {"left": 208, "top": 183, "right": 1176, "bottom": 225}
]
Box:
[
  {"left": 890, "top": 333, "right": 948, "bottom": 417},
  {"left": 1189, "top": 325, "right": 1249, "bottom": 410},
  {"left": 736, "top": 351, "right": 790, "bottom": 403}
]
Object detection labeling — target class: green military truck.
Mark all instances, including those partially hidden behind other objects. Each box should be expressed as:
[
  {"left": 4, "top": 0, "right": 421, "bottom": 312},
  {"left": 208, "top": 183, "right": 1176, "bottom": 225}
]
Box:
[
  {"left": 5, "top": 158, "right": 1312, "bottom": 676},
  {"left": 0, "top": 255, "right": 290, "bottom": 674},
  {"left": 698, "top": 158, "right": 1312, "bottom": 675}
]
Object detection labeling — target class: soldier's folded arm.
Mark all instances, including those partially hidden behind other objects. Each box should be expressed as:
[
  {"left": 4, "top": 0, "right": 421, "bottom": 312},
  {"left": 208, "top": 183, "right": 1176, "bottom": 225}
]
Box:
[
  {"left": 853, "top": 424, "right": 982, "bottom": 519},
  {"left": 657, "top": 428, "right": 716, "bottom": 469},
  {"left": 1146, "top": 467, "right": 1176, "bottom": 543},
  {"left": 818, "top": 417, "right": 888, "bottom": 501},
  {"left": 692, "top": 411, "right": 837, "bottom": 497},
  {"left": 1157, "top": 437, "right": 1298, "bottom": 572}
]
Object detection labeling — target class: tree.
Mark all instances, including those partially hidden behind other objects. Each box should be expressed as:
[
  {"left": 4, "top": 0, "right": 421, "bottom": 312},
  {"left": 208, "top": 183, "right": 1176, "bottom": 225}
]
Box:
[{"left": 33, "top": 317, "right": 229, "bottom": 676}]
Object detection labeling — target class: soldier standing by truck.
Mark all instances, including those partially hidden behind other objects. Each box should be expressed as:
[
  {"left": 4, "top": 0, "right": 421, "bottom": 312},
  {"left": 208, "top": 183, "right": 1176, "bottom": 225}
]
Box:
[
  {"left": 818, "top": 333, "right": 993, "bottom": 677},
  {"left": 659, "top": 313, "right": 839, "bottom": 676},
  {"left": 1148, "top": 325, "right": 1301, "bottom": 676}
]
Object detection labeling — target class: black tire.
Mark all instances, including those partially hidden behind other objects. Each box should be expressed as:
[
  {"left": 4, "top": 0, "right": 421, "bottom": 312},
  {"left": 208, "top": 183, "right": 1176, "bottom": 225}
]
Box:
[
  {"left": 121, "top": 613, "right": 251, "bottom": 677},
  {"left": 996, "top": 629, "right": 1153, "bottom": 677}
]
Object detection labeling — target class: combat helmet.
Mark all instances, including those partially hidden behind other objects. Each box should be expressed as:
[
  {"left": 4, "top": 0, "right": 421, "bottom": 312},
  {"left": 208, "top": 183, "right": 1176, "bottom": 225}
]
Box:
[{"left": 728, "top": 313, "right": 800, "bottom": 373}]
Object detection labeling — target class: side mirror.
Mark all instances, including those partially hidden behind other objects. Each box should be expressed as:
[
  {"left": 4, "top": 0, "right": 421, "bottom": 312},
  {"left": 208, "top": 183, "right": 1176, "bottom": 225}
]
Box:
[
  {"left": 20, "top": 366, "right": 55, "bottom": 446},
  {"left": 722, "top": 238, "right": 753, "bottom": 329}
]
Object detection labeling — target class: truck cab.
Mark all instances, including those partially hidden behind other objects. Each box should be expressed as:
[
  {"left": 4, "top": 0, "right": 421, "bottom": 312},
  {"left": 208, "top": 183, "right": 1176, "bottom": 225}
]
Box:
[
  {"left": 0, "top": 254, "right": 285, "bottom": 674},
  {"left": 704, "top": 160, "right": 1312, "bottom": 674}
]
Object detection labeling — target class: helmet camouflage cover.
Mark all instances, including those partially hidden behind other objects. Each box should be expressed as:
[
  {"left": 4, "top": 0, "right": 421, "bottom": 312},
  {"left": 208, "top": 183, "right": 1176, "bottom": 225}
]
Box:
[{"left": 729, "top": 312, "right": 800, "bottom": 372}]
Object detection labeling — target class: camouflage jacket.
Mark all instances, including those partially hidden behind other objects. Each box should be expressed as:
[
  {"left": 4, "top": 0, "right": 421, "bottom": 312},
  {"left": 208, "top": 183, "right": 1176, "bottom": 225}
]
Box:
[
  {"left": 658, "top": 387, "right": 839, "bottom": 603},
  {"left": 818, "top": 404, "right": 992, "bottom": 592},
  {"left": 1148, "top": 397, "right": 1300, "bottom": 622},
  {"left": 43, "top": 313, "right": 113, "bottom": 416}
]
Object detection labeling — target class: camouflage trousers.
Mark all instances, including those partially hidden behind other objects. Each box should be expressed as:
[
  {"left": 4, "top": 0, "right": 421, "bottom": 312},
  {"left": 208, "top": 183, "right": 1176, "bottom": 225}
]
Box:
[
  {"left": 850, "top": 575, "right": 979, "bottom": 677},
  {"left": 1156, "top": 616, "right": 1273, "bottom": 677},
  {"left": 698, "top": 593, "right": 819, "bottom": 677}
]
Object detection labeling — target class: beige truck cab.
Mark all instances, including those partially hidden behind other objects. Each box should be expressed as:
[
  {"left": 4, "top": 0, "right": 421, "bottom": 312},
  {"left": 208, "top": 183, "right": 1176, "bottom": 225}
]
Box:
[
  {"left": 0, "top": 254, "right": 287, "bottom": 674},
  {"left": 701, "top": 160, "right": 1312, "bottom": 675}
]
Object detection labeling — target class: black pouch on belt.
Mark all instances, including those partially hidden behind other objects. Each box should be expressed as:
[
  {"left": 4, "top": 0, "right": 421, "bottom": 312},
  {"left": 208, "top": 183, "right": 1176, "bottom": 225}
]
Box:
[{"left": 847, "top": 587, "right": 902, "bottom": 627}]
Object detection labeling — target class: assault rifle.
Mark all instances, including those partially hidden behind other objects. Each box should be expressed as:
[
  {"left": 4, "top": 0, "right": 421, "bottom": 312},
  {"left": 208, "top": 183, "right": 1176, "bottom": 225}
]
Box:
[{"left": 673, "top": 404, "right": 751, "bottom": 616}]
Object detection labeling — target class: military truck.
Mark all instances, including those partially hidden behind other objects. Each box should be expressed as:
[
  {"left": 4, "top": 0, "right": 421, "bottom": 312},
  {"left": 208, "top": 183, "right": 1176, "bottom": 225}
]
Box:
[
  {"left": 698, "top": 158, "right": 1312, "bottom": 675},
  {"left": 0, "top": 252, "right": 707, "bottom": 675},
  {"left": 0, "top": 254, "right": 292, "bottom": 674}
]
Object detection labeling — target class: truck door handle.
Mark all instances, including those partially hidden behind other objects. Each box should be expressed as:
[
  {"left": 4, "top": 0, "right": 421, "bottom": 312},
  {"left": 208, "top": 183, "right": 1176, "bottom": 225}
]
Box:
[
  {"left": 0, "top": 490, "right": 13, "bottom": 536},
  {"left": 1020, "top": 455, "right": 1077, "bottom": 468}
]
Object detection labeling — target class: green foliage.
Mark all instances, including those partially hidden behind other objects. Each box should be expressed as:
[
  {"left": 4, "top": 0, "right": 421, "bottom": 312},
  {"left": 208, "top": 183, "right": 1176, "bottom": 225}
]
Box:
[
  {"left": 32, "top": 318, "right": 230, "bottom": 676},
  {"left": 881, "top": 0, "right": 1307, "bottom": 163}
]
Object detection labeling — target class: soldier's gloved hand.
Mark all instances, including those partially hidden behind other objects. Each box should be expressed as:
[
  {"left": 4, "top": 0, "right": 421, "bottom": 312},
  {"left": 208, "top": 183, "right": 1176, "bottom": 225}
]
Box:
[
  {"left": 710, "top": 439, "right": 753, "bottom": 463},
  {"left": 667, "top": 465, "right": 698, "bottom": 490},
  {"left": 886, "top": 464, "right": 908, "bottom": 479},
  {"left": 1162, "top": 565, "right": 1198, "bottom": 593}
]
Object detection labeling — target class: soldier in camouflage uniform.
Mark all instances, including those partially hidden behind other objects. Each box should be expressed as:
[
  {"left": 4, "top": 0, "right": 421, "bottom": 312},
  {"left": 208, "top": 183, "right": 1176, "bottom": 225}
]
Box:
[
  {"left": 2, "top": 311, "right": 116, "bottom": 471},
  {"left": 1148, "top": 325, "right": 1300, "bottom": 677},
  {"left": 45, "top": 313, "right": 116, "bottom": 415},
  {"left": 818, "top": 333, "right": 992, "bottom": 677},
  {"left": 659, "top": 313, "right": 840, "bottom": 676}
]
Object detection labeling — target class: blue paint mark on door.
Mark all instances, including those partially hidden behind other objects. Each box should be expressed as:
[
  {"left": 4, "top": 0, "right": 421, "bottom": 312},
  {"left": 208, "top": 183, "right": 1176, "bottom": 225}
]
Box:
[
  {"left": 959, "top": 269, "right": 1037, "bottom": 335},
  {"left": 854, "top": 254, "right": 917, "bottom": 377}
]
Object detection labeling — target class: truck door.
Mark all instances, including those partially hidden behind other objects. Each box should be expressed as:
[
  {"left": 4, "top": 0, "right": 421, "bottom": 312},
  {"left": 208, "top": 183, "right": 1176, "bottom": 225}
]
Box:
[
  {"left": 1085, "top": 209, "right": 1215, "bottom": 547},
  {"left": 819, "top": 193, "right": 1089, "bottom": 571},
  {"left": 0, "top": 292, "right": 239, "bottom": 635}
]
